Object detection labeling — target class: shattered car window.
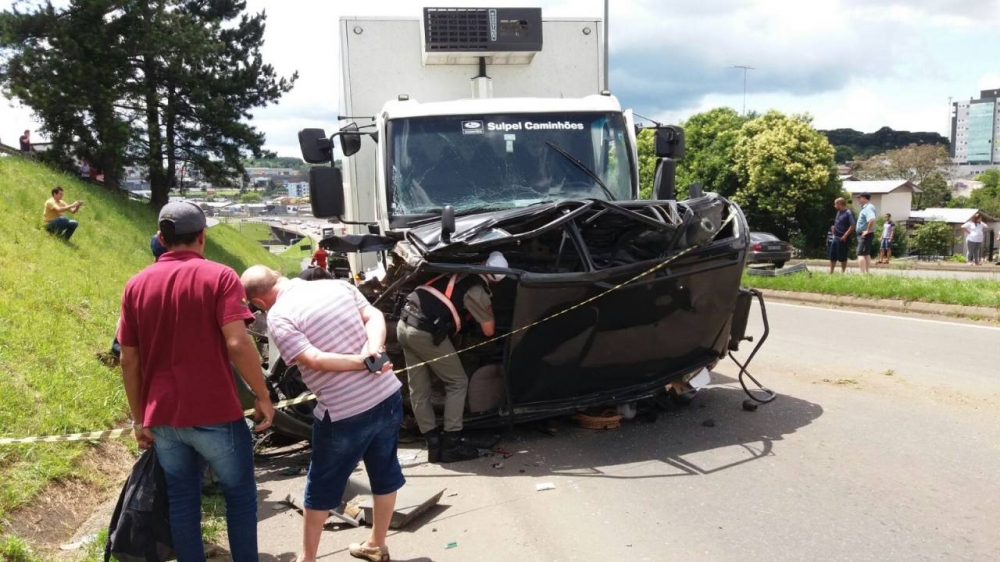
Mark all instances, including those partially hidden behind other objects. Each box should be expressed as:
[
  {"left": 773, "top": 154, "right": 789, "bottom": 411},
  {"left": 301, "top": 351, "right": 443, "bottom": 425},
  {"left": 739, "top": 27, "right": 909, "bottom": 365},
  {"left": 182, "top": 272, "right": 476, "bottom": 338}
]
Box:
[{"left": 387, "top": 112, "right": 634, "bottom": 216}]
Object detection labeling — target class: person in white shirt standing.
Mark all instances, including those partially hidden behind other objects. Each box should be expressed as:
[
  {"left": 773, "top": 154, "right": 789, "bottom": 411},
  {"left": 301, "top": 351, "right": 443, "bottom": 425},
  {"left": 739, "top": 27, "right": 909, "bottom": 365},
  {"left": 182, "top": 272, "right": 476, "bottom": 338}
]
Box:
[
  {"left": 962, "top": 212, "right": 988, "bottom": 266},
  {"left": 877, "top": 213, "right": 896, "bottom": 265}
]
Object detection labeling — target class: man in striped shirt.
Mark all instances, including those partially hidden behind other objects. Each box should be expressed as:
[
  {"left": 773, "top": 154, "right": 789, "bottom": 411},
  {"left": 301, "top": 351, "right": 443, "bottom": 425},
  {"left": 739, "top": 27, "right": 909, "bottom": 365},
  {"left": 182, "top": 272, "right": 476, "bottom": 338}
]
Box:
[{"left": 241, "top": 266, "right": 404, "bottom": 562}]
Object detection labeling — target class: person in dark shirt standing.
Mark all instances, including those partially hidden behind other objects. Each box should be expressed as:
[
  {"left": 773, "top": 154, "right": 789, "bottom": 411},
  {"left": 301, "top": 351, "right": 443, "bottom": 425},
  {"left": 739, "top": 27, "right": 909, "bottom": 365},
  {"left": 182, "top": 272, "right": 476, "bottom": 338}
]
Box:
[
  {"left": 19, "top": 129, "right": 32, "bottom": 155},
  {"left": 118, "top": 201, "right": 274, "bottom": 562},
  {"left": 829, "top": 197, "right": 855, "bottom": 274}
]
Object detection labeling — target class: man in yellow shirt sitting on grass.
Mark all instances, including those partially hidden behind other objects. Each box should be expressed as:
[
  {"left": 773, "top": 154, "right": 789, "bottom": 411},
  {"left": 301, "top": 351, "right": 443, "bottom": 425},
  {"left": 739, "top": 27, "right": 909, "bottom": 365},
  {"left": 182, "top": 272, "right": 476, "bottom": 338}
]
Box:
[{"left": 43, "top": 186, "right": 83, "bottom": 240}]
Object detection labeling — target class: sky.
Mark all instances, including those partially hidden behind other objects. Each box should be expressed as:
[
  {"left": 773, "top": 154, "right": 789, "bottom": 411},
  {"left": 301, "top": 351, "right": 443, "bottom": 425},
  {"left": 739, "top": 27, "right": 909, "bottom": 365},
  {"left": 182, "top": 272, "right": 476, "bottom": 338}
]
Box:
[{"left": 2, "top": 0, "right": 998, "bottom": 157}]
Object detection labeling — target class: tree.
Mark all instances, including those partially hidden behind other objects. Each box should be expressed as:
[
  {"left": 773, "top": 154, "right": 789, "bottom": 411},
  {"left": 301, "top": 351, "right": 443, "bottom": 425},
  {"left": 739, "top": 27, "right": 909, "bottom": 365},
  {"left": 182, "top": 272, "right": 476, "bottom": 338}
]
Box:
[
  {"left": 637, "top": 128, "right": 656, "bottom": 199},
  {"left": 915, "top": 172, "right": 951, "bottom": 209},
  {"left": 909, "top": 221, "right": 956, "bottom": 256},
  {"left": 822, "top": 127, "right": 949, "bottom": 164},
  {"left": 977, "top": 169, "right": 1000, "bottom": 191},
  {"left": 730, "top": 111, "right": 840, "bottom": 253},
  {"left": 240, "top": 192, "right": 262, "bottom": 204},
  {"left": 676, "top": 107, "right": 747, "bottom": 198},
  {"left": 637, "top": 108, "right": 748, "bottom": 200},
  {"left": 853, "top": 144, "right": 951, "bottom": 185},
  {"left": 0, "top": 0, "right": 297, "bottom": 208}
]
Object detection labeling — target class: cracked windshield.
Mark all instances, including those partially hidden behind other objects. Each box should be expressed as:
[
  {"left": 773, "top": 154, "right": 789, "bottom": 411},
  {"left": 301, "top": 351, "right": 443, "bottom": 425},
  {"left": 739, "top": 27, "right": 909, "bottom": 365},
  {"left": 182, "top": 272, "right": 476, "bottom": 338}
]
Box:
[{"left": 388, "top": 112, "right": 633, "bottom": 215}]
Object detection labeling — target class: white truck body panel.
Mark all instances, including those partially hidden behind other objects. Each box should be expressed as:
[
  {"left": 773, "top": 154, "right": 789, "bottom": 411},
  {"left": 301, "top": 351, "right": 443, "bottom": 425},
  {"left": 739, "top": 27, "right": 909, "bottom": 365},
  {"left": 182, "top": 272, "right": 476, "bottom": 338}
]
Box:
[{"left": 338, "top": 16, "right": 606, "bottom": 235}]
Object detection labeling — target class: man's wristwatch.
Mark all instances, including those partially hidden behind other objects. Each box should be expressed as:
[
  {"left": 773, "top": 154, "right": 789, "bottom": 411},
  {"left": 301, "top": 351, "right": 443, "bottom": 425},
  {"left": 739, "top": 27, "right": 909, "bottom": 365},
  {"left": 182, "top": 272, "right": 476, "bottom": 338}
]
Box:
[{"left": 132, "top": 421, "right": 143, "bottom": 430}]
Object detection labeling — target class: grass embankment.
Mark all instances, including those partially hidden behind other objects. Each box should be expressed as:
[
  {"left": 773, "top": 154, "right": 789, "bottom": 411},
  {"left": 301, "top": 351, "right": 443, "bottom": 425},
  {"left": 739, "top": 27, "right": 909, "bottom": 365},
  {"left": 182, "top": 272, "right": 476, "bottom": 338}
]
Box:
[
  {"left": 281, "top": 235, "right": 313, "bottom": 257},
  {"left": 0, "top": 157, "right": 297, "bottom": 522},
  {"left": 742, "top": 271, "right": 1000, "bottom": 308}
]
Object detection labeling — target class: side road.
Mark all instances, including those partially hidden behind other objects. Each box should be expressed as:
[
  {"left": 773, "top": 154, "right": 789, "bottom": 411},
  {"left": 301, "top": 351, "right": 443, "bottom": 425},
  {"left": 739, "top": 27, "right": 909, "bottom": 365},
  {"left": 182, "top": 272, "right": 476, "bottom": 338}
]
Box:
[{"left": 762, "top": 289, "right": 1000, "bottom": 323}]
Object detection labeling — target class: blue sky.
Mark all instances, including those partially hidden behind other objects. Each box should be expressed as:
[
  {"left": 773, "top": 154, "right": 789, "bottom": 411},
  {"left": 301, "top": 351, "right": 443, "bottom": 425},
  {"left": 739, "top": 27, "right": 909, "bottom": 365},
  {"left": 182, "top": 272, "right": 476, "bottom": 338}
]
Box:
[{"left": 2, "top": 0, "right": 998, "bottom": 157}]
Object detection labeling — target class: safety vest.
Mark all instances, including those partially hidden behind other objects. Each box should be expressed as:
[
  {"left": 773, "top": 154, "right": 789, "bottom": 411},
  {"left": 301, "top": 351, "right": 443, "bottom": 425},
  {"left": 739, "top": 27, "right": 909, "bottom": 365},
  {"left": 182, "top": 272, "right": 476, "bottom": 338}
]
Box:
[{"left": 407, "top": 274, "right": 489, "bottom": 335}]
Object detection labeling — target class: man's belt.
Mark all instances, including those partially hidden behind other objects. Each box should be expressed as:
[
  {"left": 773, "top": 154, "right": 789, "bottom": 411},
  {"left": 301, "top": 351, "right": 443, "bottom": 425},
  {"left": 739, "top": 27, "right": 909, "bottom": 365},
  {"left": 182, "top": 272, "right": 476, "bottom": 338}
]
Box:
[{"left": 401, "top": 309, "right": 436, "bottom": 333}]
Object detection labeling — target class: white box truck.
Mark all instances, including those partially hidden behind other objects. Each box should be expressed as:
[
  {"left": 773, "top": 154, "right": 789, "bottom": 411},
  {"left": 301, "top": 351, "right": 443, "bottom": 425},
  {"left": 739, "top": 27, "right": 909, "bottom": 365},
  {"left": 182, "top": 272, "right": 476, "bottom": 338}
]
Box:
[{"left": 270, "top": 7, "right": 770, "bottom": 436}]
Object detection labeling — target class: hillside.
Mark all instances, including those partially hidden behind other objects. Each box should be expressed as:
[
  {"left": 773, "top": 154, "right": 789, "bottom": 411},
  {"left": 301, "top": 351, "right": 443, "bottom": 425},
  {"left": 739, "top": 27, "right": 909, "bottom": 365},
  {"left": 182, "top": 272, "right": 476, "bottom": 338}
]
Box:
[
  {"left": 821, "top": 127, "right": 950, "bottom": 163},
  {"left": 0, "top": 157, "right": 296, "bottom": 520}
]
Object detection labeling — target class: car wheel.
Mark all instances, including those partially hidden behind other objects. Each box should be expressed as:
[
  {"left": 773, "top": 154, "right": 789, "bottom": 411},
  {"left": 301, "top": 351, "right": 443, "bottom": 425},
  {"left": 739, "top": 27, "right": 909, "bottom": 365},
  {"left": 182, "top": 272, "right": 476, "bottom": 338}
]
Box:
[{"left": 774, "top": 261, "right": 786, "bottom": 269}]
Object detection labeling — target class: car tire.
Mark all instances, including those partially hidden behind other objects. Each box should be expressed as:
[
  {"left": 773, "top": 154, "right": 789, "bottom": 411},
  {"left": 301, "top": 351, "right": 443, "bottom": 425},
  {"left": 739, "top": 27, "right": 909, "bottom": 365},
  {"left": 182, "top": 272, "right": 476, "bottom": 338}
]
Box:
[{"left": 774, "top": 261, "right": 786, "bottom": 269}]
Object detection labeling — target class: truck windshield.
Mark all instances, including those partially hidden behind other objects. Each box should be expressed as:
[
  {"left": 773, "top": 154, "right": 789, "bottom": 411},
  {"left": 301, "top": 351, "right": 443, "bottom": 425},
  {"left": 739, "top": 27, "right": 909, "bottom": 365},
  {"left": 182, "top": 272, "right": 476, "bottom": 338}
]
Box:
[{"left": 387, "top": 112, "right": 634, "bottom": 216}]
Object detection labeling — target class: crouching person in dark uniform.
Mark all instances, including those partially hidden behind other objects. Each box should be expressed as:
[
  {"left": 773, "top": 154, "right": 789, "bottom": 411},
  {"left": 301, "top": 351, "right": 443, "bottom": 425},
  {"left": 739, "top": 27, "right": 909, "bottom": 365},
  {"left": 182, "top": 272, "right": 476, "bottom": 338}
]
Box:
[{"left": 397, "top": 251, "right": 507, "bottom": 463}]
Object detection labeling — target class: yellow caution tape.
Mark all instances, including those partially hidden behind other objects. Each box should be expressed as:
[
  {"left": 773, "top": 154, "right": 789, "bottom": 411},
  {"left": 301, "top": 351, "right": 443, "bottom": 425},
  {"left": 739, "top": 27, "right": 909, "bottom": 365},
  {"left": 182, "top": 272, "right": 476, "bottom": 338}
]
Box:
[{"left": 0, "top": 214, "right": 734, "bottom": 446}]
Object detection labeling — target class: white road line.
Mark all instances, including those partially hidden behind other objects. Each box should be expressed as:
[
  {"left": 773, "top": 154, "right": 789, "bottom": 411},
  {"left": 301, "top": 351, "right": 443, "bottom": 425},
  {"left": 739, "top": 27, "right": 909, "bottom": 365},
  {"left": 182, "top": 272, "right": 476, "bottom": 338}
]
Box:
[{"left": 767, "top": 301, "right": 1000, "bottom": 332}]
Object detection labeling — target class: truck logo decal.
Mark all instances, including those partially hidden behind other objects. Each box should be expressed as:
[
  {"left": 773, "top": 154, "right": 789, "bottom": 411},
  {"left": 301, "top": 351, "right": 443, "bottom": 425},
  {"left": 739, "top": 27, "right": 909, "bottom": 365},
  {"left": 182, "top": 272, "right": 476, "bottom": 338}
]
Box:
[{"left": 462, "top": 120, "right": 485, "bottom": 135}]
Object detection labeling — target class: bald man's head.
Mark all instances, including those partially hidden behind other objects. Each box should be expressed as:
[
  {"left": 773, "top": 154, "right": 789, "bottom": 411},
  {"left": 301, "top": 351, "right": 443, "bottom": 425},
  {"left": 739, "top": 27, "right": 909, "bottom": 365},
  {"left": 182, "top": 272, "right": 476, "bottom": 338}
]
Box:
[{"left": 241, "top": 265, "right": 284, "bottom": 310}]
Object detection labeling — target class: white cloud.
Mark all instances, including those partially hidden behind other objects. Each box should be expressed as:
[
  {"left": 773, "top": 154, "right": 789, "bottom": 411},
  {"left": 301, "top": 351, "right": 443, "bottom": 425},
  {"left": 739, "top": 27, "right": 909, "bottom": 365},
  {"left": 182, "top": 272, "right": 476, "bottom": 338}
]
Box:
[{"left": 3, "top": 0, "right": 996, "bottom": 156}]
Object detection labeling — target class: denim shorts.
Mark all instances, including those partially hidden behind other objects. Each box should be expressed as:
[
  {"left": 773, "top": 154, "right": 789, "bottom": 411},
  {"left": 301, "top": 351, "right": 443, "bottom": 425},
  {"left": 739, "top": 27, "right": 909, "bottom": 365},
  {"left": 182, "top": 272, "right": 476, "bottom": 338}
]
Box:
[{"left": 304, "top": 392, "right": 406, "bottom": 511}]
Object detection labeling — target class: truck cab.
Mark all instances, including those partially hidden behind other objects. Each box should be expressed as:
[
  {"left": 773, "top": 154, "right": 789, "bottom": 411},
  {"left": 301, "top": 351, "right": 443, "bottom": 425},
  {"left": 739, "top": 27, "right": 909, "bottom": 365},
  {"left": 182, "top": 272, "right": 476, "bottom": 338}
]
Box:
[{"left": 374, "top": 95, "right": 637, "bottom": 231}]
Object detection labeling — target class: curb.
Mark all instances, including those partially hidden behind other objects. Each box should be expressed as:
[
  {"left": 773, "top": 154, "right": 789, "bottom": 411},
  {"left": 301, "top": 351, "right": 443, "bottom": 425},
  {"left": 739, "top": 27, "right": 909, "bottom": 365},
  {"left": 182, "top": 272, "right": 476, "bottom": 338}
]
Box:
[
  {"left": 761, "top": 289, "right": 1000, "bottom": 323},
  {"left": 798, "top": 259, "right": 1000, "bottom": 274}
]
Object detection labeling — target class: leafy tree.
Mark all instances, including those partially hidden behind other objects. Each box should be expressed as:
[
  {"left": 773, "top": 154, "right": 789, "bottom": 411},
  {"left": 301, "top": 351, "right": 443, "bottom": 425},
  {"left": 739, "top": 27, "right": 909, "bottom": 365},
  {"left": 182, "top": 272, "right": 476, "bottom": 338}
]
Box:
[
  {"left": 637, "top": 128, "right": 656, "bottom": 199},
  {"left": 909, "top": 221, "right": 956, "bottom": 256},
  {"left": 240, "top": 192, "right": 263, "bottom": 204},
  {"left": 853, "top": 144, "right": 951, "bottom": 185},
  {"left": 915, "top": 172, "right": 951, "bottom": 209},
  {"left": 976, "top": 169, "right": 1000, "bottom": 191},
  {"left": 730, "top": 111, "right": 840, "bottom": 253},
  {"left": 0, "top": 0, "right": 297, "bottom": 208},
  {"left": 637, "top": 108, "right": 748, "bottom": 200},
  {"left": 822, "top": 127, "right": 949, "bottom": 164},
  {"left": 676, "top": 107, "right": 747, "bottom": 198},
  {"left": 946, "top": 196, "right": 971, "bottom": 209}
]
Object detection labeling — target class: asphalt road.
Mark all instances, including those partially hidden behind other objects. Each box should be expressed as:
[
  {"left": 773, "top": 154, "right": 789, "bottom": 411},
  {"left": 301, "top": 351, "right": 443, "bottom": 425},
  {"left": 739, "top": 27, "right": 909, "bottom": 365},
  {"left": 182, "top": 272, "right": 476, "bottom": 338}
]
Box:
[{"left": 246, "top": 303, "right": 1000, "bottom": 562}]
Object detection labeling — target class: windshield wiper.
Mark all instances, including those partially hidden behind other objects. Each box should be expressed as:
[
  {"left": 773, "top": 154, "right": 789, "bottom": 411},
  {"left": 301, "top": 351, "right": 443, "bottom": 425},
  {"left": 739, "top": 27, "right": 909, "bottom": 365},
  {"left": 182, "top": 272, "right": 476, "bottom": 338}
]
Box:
[{"left": 544, "top": 141, "right": 616, "bottom": 201}]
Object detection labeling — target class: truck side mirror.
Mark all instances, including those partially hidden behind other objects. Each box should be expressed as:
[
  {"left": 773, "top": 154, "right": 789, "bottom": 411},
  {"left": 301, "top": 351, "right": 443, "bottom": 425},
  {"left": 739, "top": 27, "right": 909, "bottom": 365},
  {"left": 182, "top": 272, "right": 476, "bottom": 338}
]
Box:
[
  {"left": 340, "top": 123, "right": 362, "bottom": 157},
  {"left": 441, "top": 205, "right": 456, "bottom": 244},
  {"left": 309, "top": 166, "right": 346, "bottom": 218},
  {"left": 654, "top": 125, "right": 685, "bottom": 160},
  {"left": 653, "top": 158, "right": 676, "bottom": 201},
  {"left": 298, "top": 128, "right": 333, "bottom": 164}
]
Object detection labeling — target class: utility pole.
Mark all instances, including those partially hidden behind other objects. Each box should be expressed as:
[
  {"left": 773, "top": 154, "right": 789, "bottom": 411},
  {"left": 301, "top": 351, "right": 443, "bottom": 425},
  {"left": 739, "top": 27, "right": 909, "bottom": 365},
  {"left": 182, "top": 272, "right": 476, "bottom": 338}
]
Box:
[
  {"left": 603, "top": 0, "right": 609, "bottom": 91},
  {"left": 734, "top": 65, "right": 755, "bottom": 116}
]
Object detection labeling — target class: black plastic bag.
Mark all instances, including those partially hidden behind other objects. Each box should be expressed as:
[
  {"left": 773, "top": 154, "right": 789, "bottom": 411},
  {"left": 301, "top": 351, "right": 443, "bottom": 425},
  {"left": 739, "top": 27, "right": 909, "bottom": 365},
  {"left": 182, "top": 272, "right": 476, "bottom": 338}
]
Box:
[{"left": 104, "top": 448, "right": 173, "bottom": 562}]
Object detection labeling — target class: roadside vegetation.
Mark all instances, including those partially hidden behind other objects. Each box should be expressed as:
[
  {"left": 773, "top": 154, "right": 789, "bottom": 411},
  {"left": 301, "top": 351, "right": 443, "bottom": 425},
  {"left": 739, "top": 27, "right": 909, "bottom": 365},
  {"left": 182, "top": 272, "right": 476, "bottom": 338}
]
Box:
[
  {"left": 742, "top": 270, "right": 1000, "bottom": 308},
  {"left": 0, "top": 157, "right": 295, "bottom": 522}
]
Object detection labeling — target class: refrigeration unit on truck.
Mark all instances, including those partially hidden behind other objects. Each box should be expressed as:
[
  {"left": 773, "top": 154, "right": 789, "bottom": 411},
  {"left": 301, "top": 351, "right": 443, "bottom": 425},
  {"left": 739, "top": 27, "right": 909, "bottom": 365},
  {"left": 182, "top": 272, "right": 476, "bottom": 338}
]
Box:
[{"left": 238, "top": 7, "right": 774, "bottom": 441}]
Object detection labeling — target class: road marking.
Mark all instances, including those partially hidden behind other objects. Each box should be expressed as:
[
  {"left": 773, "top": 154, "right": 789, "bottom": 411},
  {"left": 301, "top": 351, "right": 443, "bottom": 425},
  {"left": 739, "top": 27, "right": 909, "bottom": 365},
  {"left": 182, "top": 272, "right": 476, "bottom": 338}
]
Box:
[{"left": 768, "top": 302, "right": 1000, "bottom": 332}]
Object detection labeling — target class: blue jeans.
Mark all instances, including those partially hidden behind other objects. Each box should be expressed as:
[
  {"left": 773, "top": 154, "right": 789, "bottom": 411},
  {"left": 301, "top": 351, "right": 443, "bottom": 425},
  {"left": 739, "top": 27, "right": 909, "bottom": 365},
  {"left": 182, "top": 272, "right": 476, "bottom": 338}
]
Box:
[
  {"left": 305, "top": 392, "right": 406, "bottom": 511},
  {"left": 151, "top": 420, "right": 258, "bottom": 562},
  {"left": 45, "top": 216, "right": 79, "bottom": 240}
]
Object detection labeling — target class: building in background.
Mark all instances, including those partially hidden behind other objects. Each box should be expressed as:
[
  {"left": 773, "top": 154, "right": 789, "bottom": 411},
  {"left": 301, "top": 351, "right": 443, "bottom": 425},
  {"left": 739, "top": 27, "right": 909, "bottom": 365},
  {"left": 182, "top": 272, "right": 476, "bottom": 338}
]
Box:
[
  {"left": 285, "top": 181, "right": 308, "bottom": 198},
  {"left": 841, "top": 179, "right": 921, "bottom": 222},
  {"left": 951, "top": 89, "right": 1000, "bottom": 176}
]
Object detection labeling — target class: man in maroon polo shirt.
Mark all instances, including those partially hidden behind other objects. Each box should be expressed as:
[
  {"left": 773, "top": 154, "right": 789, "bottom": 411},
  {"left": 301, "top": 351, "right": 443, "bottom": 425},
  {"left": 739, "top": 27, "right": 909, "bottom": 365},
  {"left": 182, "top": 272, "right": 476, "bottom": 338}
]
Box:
[{"left": 118, "top": 201, "right": 274, "bottom": 562}]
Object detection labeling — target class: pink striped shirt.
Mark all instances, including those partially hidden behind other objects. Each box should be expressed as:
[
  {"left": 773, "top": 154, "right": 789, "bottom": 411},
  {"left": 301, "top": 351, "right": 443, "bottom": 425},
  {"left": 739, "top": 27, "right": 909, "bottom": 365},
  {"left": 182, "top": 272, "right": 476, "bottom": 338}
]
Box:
[{"left": 267, "top": 279, "right": 400, "bottom": 422}]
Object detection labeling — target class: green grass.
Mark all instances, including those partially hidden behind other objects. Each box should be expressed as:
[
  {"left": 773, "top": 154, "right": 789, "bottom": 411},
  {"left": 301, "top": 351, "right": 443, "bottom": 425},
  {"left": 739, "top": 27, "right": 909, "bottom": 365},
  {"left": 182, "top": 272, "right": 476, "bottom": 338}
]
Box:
[
  {"left": 0, "top": 534, "right": 40, "bottom": 561},
  {"left": 221, "top": 220, "right": 274, "bottom": 243},
  {"left": 0, "top": 157, "right": 296, "bottom": 520},
  {"left": 281, "top": 236, "right": 313, "bottom": 257},
  {"left": 743, "top": 271, "right": 1000, "bottom": 308}
]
